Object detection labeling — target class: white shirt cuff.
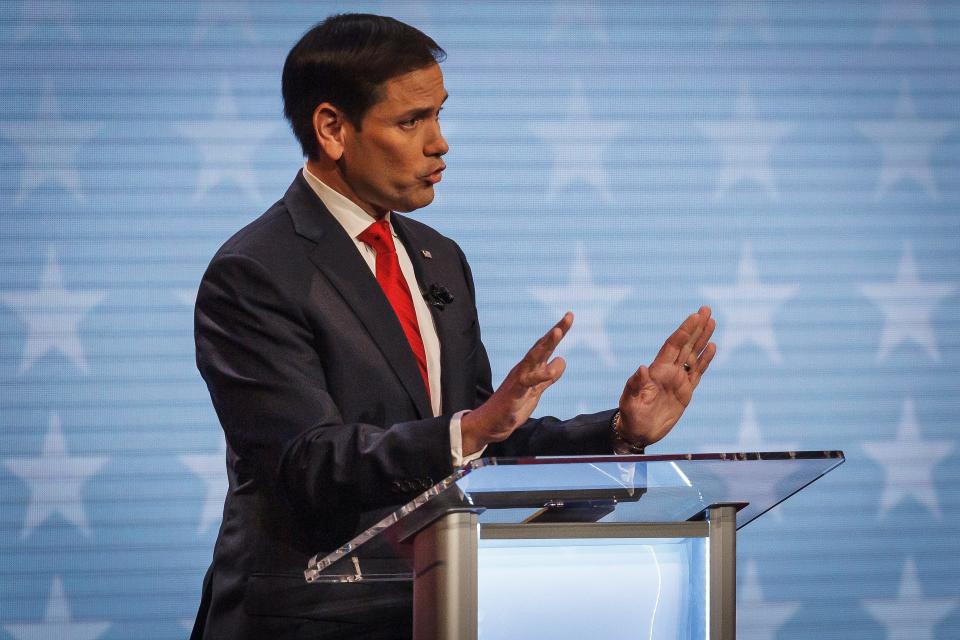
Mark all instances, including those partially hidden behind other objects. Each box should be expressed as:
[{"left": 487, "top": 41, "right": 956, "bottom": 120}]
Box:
[{"left": 450, "top": 410, "right": 487, "bottom": 467}]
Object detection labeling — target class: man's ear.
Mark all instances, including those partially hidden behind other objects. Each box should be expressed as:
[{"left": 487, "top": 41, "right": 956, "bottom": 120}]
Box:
[{"left": 312, "top": 103, "right": 348, "bottom": 161}]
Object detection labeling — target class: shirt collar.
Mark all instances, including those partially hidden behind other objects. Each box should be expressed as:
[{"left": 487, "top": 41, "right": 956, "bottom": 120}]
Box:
[{"left": 301, "top": 164, "right": 393, "bottom": 240}]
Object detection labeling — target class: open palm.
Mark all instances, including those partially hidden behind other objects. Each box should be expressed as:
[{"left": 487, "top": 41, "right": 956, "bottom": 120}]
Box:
[{"left": 618, "top": 307, "right": 716, "bottom": 447}]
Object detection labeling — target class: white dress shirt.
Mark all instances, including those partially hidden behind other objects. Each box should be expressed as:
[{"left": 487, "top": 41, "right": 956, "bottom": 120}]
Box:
[{"left": 301, "top": 165, "right": 483, "bottom": 465}]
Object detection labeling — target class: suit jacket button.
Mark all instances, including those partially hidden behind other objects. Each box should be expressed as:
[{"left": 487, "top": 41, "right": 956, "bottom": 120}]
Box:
[{"left": 391, "top": 480, "right": 402, "bottom": 492}]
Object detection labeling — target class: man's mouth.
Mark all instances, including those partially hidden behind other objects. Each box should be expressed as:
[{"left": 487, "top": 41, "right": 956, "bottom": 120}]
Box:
[{"left": 421, "top": 165, "right": 445, "bottom": 185}]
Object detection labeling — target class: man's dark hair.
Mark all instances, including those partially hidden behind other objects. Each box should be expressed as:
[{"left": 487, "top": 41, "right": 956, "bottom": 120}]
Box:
[{"left": 282, "top": 13, "right": 446, "bottom": 160}]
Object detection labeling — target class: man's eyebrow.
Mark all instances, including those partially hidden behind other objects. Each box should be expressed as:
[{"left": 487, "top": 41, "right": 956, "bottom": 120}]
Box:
[{"left": 399, "top": 94, "right": 449, "bottom": 120}]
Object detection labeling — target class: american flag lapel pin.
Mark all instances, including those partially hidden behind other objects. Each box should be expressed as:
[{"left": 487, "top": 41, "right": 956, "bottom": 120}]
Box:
[{"left": 421, "top": 249, "right": 432, "bottom": 259}]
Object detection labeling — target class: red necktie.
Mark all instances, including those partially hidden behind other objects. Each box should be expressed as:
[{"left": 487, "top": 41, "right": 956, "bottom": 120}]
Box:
[{"left": 358, "top": 220, "right": 431, "bottom": 400}]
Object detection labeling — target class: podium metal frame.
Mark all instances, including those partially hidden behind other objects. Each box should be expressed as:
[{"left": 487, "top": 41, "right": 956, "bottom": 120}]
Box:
[{"left": 411, "top": 504, "right": 739, "bottom": 640}]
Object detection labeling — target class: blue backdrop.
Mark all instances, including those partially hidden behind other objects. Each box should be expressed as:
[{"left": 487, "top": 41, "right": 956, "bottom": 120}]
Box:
[{"left": 1, "top": 1, "right": 958, "bottom": 638}]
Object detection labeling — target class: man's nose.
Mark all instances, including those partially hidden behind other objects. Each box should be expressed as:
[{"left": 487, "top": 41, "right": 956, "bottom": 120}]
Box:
[{"left": 425, "top": 121, "right": 449, "bottom": 157}]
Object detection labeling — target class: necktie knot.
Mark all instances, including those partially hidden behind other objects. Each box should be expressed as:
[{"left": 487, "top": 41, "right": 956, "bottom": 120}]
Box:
[{"left": 358, "top": 220, "right": 395, "bottom": 255}]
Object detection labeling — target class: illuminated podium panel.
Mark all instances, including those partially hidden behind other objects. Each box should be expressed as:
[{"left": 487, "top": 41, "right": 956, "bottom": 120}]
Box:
[{"left": 305, "top": 452, "right": 844, "bottom": 640}]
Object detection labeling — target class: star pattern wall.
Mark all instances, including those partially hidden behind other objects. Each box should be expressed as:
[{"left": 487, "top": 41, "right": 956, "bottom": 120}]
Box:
[
  {"left": 1, "top": 246, "right": 106, "bottom": 375},
  {"left": 3, "top": 576, "right": 111, "bottom": 640},
  {"left": 862, "top": 398, "right": 955, "bottom": 520},
  {"left": 1, "top": 1, "right": 958, "bottom": 639},
  {"left": 737, "top": 560, "right": 800, "bottom": 640},
  {"left": 700, "top": 241, "right": 799, "bottom": 365},
  {"left": 0, "top": 83, "right": 100, "bottom": 204},
  {"left": 12, "top": 0, "right": 80, "bottom": 42},
  {"left": 528, "top": 243, "right": 631, "bottom": 367},
  {"left": 697, "top": 82, "right": 793, "bottom": 202},
  {"left": 862, "top": 557, "right": 958, "bottom": 640},
  {"left": 179, "top": 438, "right": 227, "bottom": 534},
  {"left": 4, "top": 412, "right": 108, "bottom": 538},
  {"left": 526, "top": 83, "right": 625, "bottom": 204},
  {"left": 174, "top": 79, "right": 275, "bottom": 203},
  {"left": 857, "top": 81, "right": 955, "bottom": 201},
  {"left": 860, "top": 242, "right": 955, "bottom": 362}
]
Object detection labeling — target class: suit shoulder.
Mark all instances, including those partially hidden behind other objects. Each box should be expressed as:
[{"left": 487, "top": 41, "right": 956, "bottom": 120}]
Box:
[
  {"left": 199, "top": 197, "right": 317, "bottom": 299},
  {"left": 215, "top": 199, "right": 296, "bottom": 262}
]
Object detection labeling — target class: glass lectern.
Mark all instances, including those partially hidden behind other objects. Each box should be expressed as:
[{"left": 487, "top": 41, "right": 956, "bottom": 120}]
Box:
[{"left": 305, "top": 451, "right": 844, "bottom": 640}]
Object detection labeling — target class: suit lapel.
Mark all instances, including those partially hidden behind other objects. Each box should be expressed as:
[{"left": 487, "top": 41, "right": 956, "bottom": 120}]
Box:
[
  {"left": 284, "top": 174, "right": 432, "bottom": 419},
  {"left": 392, "top": 215, "right": 459, "bottom": 414}
]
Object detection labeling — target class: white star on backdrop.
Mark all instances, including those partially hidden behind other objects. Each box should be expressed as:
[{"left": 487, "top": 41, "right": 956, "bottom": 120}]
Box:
[
  {"left": 180, "top": 438, "right": 227, "bottom": 534},
  {"left": 549, "top": 2, "right": 608, "bottom": 42},
  {"left": 0, "top": 83, "right": 100, "bottom": 205},
  {"left": 737, "top": 560, "right": 801, "bottom": 640},
  {"left": 873, "top": 0, "right": 934, "bottom": 46},
  {"left": 701, "top": 241, "right": 799, "bottom": 364},
  {"left": 699, "top": 400, "right": 800, "bottom": 453},
  {"left": 174, "top": 79, "right": 274, "bottom": 203},
  {"left": 733, "top": 400, "right": 799, "bottom": 453},
  {"left": 0, "top": 246, "right": 106, "bottom": 375},
  {"left": 715, "top": 0, "right": 775, "bottom": 45},
  {"left": 857, "top": 80, "right": 954, "bottom": 201},
  {"left": 859, "top": 242, "right": 954, "bottom": 363},
  {"left": 528, "top": 243, "right": 631, "bottom": 366},
  {"left": 192, "top": 0, "right": 256, "bottom": 44},
  {"left": 862, "top": 397, "right": 954, "bottom": 520},
  {"left": 862, "top": 557, "right": 958, "bottom": 640},
  {"left": 3, "top": 412, "right": 109, "bottom": 539},
  {"left": 3, "top": 575, "right": 110, "bottom": 640},
  {"left": 527, "top": 83, "right": 625, "bottom": 204},
  {"left": 697, "top": 82, "right": 793, "bottom": 201},
  {"left": 12, "top": 0, "right": 81, "bottom": 42}
]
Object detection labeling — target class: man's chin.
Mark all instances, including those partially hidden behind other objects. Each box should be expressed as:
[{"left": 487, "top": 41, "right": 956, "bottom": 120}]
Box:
[{"left": 394, "top": 187, "right": 435, "bottom": 213}]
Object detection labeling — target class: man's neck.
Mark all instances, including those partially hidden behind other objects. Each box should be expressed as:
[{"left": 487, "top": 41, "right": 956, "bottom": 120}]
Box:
[{"left": 304, "top": 158, "right": 387, "bottom": 220}]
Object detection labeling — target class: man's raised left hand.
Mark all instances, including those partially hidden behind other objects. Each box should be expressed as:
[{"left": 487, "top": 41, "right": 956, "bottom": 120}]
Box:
[{"left": 616, "top": 306, "right": 717, "bottom": 448}]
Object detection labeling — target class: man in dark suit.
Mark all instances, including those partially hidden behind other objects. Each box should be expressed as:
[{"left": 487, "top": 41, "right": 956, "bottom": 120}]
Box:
[{"left": 190, "top": 13, "right": 716, "bottom": 639}]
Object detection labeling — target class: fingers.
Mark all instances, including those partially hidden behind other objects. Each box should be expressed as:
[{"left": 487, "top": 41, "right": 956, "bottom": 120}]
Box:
[
  {"left": 684, "top": 306, "right": 712, "bottom": 355},
  {"left": 511, "top": 313, "right": 572, "bottom": 390},
  {"left": 524, "top": 312, "right": 573, "bottom": 366},
  {"left": 646, "top": 306, "right": 716, "bottom": 389},
  {"left": 690, "top": 307, "right": 715, "bottom": 354},
  {"left": 682, "top": 341, "right": 716, "bottom": 389},
  {"left": 697, "top": 342, "right": 717, "bottom": 375},
  {"left": 691, "top": 317, "right": 716, "bottom": 358},
  {"left": 654, "top": 306, "right": 712, "bottom": 365},
  {"left": 676, "top": 307, "right": 716, "bottom": 366},
  {"left": 518, "top": 355, "right": 567, "bottom": 388},
  {"left": 623, "top": 364, "right": 651, "bottom": 397}
]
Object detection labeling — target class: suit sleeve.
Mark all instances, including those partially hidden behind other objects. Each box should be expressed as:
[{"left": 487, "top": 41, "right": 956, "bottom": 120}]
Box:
[{"left": 195, "top": 251, "right": 455, "bottom": 512}]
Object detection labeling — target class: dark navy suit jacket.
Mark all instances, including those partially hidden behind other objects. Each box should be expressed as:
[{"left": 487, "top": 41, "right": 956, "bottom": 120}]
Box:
[{"left": 190, "top": 173, "right": 615, "bottom": 639}]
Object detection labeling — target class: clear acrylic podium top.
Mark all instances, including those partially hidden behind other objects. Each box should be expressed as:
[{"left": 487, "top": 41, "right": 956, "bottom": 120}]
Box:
[{"left": 305, "top": 451, "right": 844, "bottom": 583}]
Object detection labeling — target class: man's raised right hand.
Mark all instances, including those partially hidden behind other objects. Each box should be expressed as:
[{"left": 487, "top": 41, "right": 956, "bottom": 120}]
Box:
[{"left": 459, "top": 313, "right": 573, "bottom": 456}]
